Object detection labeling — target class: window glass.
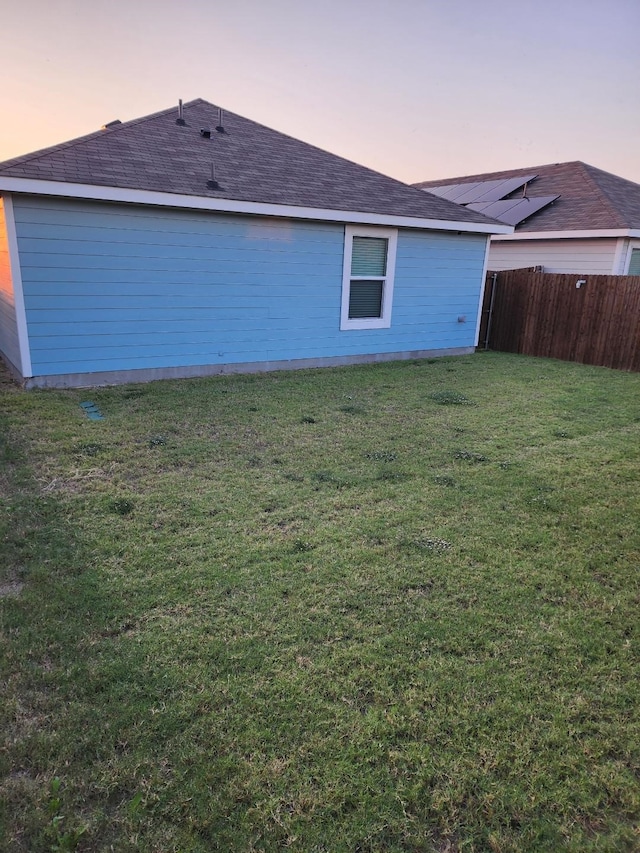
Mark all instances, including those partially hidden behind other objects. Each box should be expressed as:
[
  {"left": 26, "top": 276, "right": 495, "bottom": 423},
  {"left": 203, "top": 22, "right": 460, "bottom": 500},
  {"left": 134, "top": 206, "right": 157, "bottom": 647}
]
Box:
[
  {"left": 629, "top": 249, "right": 640, "bottom": 275},
  {"left": 349, "top": 280, "right": 383, "bottom": 318},
  {"left": 351, "top": 237, "right": 388, "bottom": 277}
]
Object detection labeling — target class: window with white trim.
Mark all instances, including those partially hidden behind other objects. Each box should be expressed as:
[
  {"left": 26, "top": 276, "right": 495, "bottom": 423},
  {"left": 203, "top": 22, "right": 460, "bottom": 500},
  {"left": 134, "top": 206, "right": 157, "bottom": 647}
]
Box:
[{"left": 340, "top": 225, "right": 397, "bottom": 330}]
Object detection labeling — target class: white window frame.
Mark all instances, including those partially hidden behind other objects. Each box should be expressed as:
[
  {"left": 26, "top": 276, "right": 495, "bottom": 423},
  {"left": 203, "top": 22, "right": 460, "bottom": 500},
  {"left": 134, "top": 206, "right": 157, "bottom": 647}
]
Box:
[
  {"left": 625, "top": 242, "right": 640, "bottom": 274},
  {"left": 340, "top": 225, "right": 398, "bottom": 330}
]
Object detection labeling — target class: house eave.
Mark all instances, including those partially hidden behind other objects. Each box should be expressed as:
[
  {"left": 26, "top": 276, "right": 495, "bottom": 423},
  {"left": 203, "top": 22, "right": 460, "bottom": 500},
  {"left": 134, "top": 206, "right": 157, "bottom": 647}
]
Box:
[
  {"left": 0, "top": 177, "right": 513, "bottom": 235},
  {"left": 493, "top": 228, "right": 640, "bottom": 241}
]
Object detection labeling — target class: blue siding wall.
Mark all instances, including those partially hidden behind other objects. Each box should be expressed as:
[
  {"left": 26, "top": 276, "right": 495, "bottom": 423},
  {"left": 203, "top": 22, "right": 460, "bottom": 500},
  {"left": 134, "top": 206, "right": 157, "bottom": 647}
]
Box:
[
  {"left": 14, "top": 196, "right": 487, "bottom": 377},
  {"left": 0, "top": 197, "right": 22, "bottom": 372}
]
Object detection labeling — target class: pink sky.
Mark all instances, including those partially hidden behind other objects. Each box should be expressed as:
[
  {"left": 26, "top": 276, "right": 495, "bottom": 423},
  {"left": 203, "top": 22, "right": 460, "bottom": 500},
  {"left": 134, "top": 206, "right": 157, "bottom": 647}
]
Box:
[{"left": 1, "top": 0, "right": 639, "bottom": 185}]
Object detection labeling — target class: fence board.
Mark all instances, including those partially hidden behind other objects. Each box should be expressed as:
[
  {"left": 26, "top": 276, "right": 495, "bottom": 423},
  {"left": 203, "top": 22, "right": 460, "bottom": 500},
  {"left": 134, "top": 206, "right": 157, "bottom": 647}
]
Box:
[{"left": 482, "top": 270, "right": 640, "bottom": 371}]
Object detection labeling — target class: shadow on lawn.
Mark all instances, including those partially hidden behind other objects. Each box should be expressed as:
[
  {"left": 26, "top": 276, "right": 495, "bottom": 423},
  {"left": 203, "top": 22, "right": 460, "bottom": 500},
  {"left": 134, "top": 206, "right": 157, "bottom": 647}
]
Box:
[{"left": 0, "top": 409, "right": 139, "bottom": 851}]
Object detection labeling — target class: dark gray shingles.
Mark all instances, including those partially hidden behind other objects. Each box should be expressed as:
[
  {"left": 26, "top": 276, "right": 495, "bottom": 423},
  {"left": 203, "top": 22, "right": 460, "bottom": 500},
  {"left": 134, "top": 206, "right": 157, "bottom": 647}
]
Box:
[{"left": 0, "top": 99, "right": 499, "bottom": 227}]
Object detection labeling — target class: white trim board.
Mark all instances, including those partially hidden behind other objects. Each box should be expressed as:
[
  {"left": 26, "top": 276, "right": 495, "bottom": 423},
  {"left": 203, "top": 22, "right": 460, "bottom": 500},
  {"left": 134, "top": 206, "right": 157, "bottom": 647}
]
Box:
[
  {"left": 474, "top": 236, "right": 492, "bottom": 347},
  {"left": 493, "top": 228, "right": 640, "bottom": 241},
  {"left": 612, "top": 238, "right": 629, "bottom": 275},
  {"left": 1, "top": 193, "right": 32, "bottom": 377},
  {"left": 0, "top": 176, "right": 513, "bottom": 235}
]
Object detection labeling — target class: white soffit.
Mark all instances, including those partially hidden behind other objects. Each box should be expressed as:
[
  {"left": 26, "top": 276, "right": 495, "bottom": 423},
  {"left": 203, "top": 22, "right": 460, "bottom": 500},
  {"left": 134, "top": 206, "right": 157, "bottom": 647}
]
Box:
[{"left": 493, "top": 228, "right": 640, "bottom": 241}]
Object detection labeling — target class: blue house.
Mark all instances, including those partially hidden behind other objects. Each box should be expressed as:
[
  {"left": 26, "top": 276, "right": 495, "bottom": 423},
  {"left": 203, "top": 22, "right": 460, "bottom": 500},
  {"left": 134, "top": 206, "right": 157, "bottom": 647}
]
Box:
[{"left": 0, "top": 99, "right": 510, "bottom": 388}]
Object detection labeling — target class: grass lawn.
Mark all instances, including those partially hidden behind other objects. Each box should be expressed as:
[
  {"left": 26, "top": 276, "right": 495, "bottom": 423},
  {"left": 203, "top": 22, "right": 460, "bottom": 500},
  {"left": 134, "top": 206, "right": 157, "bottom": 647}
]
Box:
[{"left": 1, "top": 351, "right": 639, "bottom": 852}]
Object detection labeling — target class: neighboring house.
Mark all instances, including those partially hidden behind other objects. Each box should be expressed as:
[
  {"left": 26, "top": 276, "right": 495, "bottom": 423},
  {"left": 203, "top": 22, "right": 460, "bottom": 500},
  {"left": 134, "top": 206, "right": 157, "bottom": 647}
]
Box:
[
  {"left": 415, "top": 162, "right": 640, "bottom": 275},
  {"left": 0, "top": 99, "right": 508, "bottom": 388}
]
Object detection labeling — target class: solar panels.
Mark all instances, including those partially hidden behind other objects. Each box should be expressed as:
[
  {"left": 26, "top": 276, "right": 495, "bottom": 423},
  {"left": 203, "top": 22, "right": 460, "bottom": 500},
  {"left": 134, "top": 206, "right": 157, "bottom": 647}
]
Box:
[
  {"left": 466, "top": 195, "right": 560, "bottom": 226},
  {"left": 427, "top": 175, "right": 538, "bottom": 204},
  {"left": 422, "top": 174, "right": 560, "bottom": 226}
]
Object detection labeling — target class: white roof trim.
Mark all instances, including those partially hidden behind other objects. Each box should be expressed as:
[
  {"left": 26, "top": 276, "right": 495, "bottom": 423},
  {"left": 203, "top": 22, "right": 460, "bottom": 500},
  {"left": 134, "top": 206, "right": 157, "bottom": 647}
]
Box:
[
  {"left": 474, "top": 236, "right": 492, "bottom": 348},
  {"left": 0, "top": 176, "right": 513, "bottom": 235},
  {"left": 493, "top": 228, "right": 640, "bottom": 241}
]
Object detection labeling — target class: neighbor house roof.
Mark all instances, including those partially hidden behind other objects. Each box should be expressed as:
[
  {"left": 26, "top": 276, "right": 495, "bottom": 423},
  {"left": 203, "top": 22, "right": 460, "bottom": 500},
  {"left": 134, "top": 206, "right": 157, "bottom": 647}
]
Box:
[
  {"left": 0, "top": 99, "right": 508, "bottom": 233},
  {"left": 414, "top": 161, "right": 640, "bottom": 233}
]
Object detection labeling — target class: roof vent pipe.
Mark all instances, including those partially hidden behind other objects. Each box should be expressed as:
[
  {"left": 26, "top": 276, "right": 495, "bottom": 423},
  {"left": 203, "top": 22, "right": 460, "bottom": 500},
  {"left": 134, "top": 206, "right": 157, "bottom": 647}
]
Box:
[
  {"left": 176, "top": 99, "right": 186, "bottom": 126},
  {"left": 216, "top": 108, "right": 225, "bottom": 133},
  {"left": 207, "top": 163, "right": 219, "bottom": 189}
]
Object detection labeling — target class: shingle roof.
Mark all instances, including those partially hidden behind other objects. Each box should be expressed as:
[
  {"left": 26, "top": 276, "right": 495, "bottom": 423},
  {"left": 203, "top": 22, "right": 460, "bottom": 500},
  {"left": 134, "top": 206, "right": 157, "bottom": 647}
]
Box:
[
  {"left": 414, "top": 161, "right": 640, "bottom": 232},
  {"left": 0, "top": 98, "right": 498, "bottom": 227}
]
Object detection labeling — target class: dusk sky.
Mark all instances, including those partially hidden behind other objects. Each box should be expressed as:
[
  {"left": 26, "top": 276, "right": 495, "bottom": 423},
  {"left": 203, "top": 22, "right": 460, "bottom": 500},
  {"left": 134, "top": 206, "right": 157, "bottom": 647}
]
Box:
[{"left": 2, "top": 0, "right": 639, "bottom": 184}]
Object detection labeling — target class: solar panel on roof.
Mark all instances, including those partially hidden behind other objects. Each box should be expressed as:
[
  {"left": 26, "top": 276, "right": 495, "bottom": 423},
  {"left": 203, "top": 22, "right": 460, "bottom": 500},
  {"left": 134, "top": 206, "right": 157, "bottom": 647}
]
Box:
[
  {"left": 472, "top": 175, "right": 538, "bottom": 202},
  {"left": 425, "top": 175, "right": 538, "bottom": 205},
  {"left": 444, "top": 182, "right": 489, "bottom": 202},
  {"left": 426, "top": 182, "right": 485, "bottom": 202},
  {"left": 467, "top": 195, "right": 559, "bottom": 226},
  {"left": 424, "top": 183, "right": 471, "bottom": 201}
]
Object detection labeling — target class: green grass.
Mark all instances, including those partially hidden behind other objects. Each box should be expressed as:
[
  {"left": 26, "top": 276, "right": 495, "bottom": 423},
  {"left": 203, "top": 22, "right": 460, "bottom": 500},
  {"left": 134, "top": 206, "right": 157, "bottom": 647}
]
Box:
[{"left": 1, "top": 352, "right": 639, "bottom": 852}]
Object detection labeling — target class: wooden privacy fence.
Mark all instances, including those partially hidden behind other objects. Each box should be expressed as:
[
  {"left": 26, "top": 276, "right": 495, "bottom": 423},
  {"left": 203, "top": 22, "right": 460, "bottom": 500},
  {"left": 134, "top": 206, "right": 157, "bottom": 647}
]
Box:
[{"left": 479, "top": 269, "right": 640, "bottom": 372}]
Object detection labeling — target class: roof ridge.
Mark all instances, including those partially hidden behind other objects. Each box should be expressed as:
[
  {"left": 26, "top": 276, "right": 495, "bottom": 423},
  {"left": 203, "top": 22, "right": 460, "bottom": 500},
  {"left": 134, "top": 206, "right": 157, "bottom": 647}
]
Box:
[
  {"left": 581, "top": 161, "right": 640, "bottom": 187},
  {"left": 1, "top": 97, "right": 426, "bottom": 203},
  {"left": 203, "top": 102, "right": 438, "bottom": 204},
  {"left": 0, "top": 99, "right": 506, "bottom": 228},
  {"left": 575, "top": 162, "right": 627, "bottom": 227},
  {"left": 414, "top": 160, "right": 593, "bottom": 188},
  {"left": 0, "top": 99, "right": 206, "bottom": 172}
]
